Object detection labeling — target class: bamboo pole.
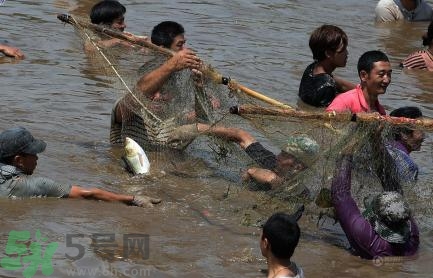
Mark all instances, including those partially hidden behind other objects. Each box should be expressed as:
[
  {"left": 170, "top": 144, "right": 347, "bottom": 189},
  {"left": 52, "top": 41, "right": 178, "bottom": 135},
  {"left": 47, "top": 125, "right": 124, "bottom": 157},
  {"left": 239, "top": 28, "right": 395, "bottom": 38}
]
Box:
[
  {"left": 57, "top": 14, "right": 292, "bottom": 109},
  {"left": 230, "top": 104, "right": 433, "bottom": 129}
]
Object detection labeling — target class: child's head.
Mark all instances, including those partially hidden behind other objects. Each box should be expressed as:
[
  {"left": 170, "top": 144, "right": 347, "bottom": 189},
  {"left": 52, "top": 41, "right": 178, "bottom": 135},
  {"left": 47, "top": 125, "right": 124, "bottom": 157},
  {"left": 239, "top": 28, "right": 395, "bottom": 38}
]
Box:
[
  {"left": 90, "top": 0, "right": 126, "bottom": 31},
  {"left": 260, "top": 212, "right": 300, "bottom": 260}
]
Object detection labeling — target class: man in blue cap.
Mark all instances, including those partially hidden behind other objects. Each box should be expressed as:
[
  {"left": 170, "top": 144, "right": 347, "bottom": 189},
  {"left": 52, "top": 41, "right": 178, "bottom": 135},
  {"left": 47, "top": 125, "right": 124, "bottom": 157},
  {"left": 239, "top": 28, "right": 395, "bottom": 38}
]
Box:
[{"left": 0, "top": 126, "right": 160, "bottom": 207}]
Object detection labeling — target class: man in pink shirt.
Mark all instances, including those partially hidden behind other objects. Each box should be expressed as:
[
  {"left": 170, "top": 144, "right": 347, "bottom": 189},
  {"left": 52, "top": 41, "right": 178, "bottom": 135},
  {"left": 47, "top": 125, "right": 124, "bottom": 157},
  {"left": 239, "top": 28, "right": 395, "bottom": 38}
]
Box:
[{"left": 326, "top": 50, "right": 391, "bottom": 115}]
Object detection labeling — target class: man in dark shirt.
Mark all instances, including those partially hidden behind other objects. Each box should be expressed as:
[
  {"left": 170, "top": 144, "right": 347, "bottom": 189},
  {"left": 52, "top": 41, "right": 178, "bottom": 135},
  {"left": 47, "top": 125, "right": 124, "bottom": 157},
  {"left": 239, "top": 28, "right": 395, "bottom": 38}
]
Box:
[
  {"left": 0, "top": 127, "right": 160, "bottom": 207},
  {"left": 299, "top": 25, "right": 355, "bottom": 107}
]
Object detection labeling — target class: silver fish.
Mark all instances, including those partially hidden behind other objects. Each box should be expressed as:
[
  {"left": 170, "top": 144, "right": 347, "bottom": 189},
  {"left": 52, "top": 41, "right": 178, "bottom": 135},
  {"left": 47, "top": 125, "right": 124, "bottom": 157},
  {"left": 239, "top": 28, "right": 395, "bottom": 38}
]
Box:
[{"left": 123, "top": 137, "right": 150, "bottom": 175}]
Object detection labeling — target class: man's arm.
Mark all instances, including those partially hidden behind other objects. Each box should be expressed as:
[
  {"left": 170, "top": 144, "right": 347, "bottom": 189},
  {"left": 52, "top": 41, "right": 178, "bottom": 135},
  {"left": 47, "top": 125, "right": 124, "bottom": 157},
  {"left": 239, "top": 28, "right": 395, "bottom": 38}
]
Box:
[
  {"left": 135, "top": 48, "right": 201, "bottom": 98},
  {"left": 0, "top": 44, "right": 24, "bottom": 59},
  {"left": 114, "top": 49, "right": 202, "bottom": 123},
  {"left": 68, "top": 185, "right": 161, "bottom": 207},
  {"left": 197, "top": 124, "right": 256, "bottom": 149}
]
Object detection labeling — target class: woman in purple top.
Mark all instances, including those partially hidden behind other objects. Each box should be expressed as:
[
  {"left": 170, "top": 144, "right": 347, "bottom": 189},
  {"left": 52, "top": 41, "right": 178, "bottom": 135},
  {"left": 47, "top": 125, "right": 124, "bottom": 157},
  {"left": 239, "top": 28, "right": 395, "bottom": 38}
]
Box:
[{"left": 331, "top": 154, "right": 419, "bottom": 259}]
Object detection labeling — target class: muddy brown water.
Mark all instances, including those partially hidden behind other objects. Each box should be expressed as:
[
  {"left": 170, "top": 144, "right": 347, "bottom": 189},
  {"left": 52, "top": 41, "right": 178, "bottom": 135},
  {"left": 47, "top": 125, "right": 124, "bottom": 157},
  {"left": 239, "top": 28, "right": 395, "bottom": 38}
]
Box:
[{"left": 1, "top": 0, "right": 433, "bottom": 277}]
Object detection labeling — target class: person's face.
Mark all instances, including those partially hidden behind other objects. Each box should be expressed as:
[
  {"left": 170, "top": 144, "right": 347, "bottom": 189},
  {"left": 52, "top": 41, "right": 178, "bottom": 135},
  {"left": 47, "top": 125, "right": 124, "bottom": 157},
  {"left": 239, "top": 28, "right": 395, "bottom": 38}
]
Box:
[
  {"left": 15, "top": 153, "right": 38, "bottom": 175},
  {"left": 402, "top": 129, "right": 425, "bottom": 152},
  {"left": 329, "top": 41, "right": 348, "bottom": 67},
  {"left": 361, "top": 61, "right": 392, "bottom": 96},
  {"left": 110, "top": 15, "right": 126, "bottom": 32},
  {"left": 170, "top": 34, "right": 186, "bottom": 52},
  {"left": 276, "top": 153, "right": 305, "bottom": 173}
]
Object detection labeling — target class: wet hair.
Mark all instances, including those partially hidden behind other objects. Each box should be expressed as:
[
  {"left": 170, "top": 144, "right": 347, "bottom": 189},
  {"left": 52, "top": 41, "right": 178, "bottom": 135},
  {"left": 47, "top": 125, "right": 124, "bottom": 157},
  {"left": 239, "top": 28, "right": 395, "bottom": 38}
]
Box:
[
  {"left": 357, "top": 50, "right": 389, "bottom": 75},
  {"left": 151, "top": 21, "right": 185, "bottom": 48},
  {"left": 262, "top": 212, "right": 300, "bottom": 259},
  {"left": 422, "top": 21, "right": 433, "bottom": 46},
  {"left": 90, "top": 0, "right": 126, "bottom": 25},
  {"left": 390, "top": 107, "right": 423, "bottom": 140},
  {"left": 309, "top": 25, "right": 348, "bottom": 62}
]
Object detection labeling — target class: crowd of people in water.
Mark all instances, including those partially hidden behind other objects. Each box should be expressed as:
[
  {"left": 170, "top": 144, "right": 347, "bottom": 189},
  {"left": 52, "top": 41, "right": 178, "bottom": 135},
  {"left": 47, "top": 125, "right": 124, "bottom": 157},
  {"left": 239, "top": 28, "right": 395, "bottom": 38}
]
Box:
[{"left": 1, "top": 1, "right": 433, "bottom": 277}]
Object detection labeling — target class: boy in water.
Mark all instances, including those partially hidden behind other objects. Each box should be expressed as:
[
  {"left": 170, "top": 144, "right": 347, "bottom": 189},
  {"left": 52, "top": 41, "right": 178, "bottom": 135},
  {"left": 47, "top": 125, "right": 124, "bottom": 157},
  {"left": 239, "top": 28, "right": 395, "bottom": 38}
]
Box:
[
  {"left": 88, "top": 0, "right": 147, "bottom": 49},
  {"left": 260, "top": 210, "right": 305, "bottom": 278}
]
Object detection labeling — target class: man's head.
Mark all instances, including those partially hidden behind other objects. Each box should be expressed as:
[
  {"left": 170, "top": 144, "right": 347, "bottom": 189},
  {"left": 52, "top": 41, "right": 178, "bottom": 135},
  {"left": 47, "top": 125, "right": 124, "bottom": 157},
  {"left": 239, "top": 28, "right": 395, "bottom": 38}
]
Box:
[
  {"left": 363, "top": 191, "right": 411, "bottom": 244},
  {"left": 151, "top": 21, "right": 185, "bottom": 51},
  {"left": 309, "top": 24, "right": 348, "bottom": 67},
  {"left": 357, "top": 50, "right": 391, "bottom": 96},
  {"left": 0, "top": 127, "right": 46, "bottom": 175},
  {"left": 275, "top": 151, "right": 306, "bottom": 175},
  {"left": 260, "top": 212, "right": 301, "bottom": 260},
  {"left": 390, "top": 106, "right": 425, "bottom": 152},
  {"left": 90, "top": 0, "right": 126, "bottom": 32}
]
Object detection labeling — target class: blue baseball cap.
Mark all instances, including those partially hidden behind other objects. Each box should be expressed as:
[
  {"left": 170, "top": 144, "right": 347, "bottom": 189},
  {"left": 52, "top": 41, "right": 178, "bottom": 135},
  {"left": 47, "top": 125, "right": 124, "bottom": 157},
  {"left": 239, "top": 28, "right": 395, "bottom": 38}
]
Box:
[{"left": 0, "top": 127, "right": 46, "bottom": 159}]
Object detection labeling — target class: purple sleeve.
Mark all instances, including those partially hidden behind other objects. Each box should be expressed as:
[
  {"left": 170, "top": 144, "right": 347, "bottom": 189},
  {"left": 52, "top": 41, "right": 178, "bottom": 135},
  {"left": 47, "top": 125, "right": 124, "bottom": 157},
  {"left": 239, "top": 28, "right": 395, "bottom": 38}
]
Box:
[{"left": 331, "top": 156, "right": 390, "bottom": 259}]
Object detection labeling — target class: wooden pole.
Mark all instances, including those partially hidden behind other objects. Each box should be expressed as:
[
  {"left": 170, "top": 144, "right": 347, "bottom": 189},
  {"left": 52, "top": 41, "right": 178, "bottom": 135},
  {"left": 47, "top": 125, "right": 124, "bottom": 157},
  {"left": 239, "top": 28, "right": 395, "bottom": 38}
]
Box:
[
  {"left": 57, "top": 14, "right": 292, "bottom": 109},
  {"left": 230, "top": 104, "right": 433, "bottom": 129}
]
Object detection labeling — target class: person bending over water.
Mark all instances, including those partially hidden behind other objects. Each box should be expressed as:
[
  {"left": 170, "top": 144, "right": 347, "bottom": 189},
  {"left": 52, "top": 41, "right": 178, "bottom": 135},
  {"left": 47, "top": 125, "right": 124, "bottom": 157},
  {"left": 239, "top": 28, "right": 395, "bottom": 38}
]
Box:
[
  {"left": 0, "top": 127, "right": 160, "bottom": 207},
  {"left": 331, "top": 141, "right": 419, "bottom": 259}
]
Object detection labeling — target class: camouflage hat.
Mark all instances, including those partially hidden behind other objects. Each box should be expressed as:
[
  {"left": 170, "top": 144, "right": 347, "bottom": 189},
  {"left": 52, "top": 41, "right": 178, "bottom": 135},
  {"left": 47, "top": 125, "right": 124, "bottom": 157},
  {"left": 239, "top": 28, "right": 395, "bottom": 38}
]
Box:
[
  {"left": 284, "top": 135, "right": 319, "bottom": 165},
  {"left": 363, "top": 191, "right": 411, "bottom": 244}
]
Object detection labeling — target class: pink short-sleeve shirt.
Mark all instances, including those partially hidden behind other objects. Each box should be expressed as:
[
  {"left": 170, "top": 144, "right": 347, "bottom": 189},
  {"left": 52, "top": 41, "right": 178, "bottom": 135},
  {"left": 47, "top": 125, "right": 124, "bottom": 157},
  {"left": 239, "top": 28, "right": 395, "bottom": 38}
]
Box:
[{"left": 326, "top": 85, "right": 386, "bottom": 115}]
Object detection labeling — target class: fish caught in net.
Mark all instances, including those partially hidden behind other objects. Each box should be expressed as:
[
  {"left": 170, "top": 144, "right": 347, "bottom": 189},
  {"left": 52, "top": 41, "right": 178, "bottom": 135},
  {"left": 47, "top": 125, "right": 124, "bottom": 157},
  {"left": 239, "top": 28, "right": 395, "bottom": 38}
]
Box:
[{"left": 57, "top": 14, "right": 433, "bottom": 225}]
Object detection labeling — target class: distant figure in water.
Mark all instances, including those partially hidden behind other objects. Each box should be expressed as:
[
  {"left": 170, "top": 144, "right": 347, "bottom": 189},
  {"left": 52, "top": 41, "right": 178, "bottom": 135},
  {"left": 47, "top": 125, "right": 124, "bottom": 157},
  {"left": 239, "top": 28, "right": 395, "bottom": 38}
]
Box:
[
  {"left": 0, "top": 43, "right": 24, "bottom": 59},
  {"left": 298, "top": 25, "right": 355, "bottom": 107},
  {"left": 260, "top": 210, "right": 305, "bottom": 278},
  {"left": 375, "top": 0, "right": 433, "bottom": 22},
  {"left": 0, "top": 126, "right": 160, "bottom": 207},
  {"left": 88, "top": 0, "right": 147, "bottom": 49},
  {"left": 401, "top": 20, "right": 433, "bottom": 71}
]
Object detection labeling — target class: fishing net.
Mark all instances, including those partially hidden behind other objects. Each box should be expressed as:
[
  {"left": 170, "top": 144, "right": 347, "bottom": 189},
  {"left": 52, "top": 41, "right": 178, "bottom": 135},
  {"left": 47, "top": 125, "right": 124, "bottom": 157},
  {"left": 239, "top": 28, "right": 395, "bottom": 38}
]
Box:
[{"left": 58, "top": 15, "right": 433, "bottom": 225}]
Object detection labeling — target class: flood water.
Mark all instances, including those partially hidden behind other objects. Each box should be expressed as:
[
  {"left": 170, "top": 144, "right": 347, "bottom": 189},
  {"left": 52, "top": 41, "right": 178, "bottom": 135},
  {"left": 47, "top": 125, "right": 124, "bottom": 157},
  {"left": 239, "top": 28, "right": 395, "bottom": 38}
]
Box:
[{"left": 1, "top": 0, "right": 433, "bottom": 277}]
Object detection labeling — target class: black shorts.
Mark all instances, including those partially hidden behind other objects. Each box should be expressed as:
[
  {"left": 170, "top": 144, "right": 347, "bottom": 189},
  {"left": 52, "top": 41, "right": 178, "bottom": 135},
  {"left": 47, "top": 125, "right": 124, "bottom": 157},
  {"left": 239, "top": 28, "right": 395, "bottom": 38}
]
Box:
[{"left": 244, "top": 142, "right": 277, "bottom": 170}]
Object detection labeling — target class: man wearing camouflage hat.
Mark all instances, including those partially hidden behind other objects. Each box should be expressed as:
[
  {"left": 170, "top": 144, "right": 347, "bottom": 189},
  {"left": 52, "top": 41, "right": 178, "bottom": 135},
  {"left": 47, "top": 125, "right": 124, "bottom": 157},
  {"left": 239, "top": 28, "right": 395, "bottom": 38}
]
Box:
[
  {"left": 0, "top": 126, "right": 160, "bottom": 207},
  {"left": 331, "top": 153, "right": 419, "bottom": 259}
]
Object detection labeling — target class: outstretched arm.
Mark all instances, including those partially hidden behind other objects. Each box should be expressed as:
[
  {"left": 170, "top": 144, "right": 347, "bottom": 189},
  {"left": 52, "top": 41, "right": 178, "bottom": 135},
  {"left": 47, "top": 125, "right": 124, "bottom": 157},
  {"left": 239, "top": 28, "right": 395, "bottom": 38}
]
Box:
[
  {"left": 0, "top": 44, "right": 24, "bottom": 59},
  {"left": 68, "top": 185, "right": 160, "bottom": 207},
  {"left": 197, "top": 123, "right": 256, "bottom": 149}
]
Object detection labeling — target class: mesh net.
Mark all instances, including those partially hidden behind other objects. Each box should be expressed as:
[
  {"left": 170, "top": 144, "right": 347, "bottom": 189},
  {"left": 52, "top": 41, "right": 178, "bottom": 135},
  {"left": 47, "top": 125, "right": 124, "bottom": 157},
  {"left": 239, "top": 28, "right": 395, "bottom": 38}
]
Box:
[{"left": 60, "top": 15, "right": 433, "bottom": 226}]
